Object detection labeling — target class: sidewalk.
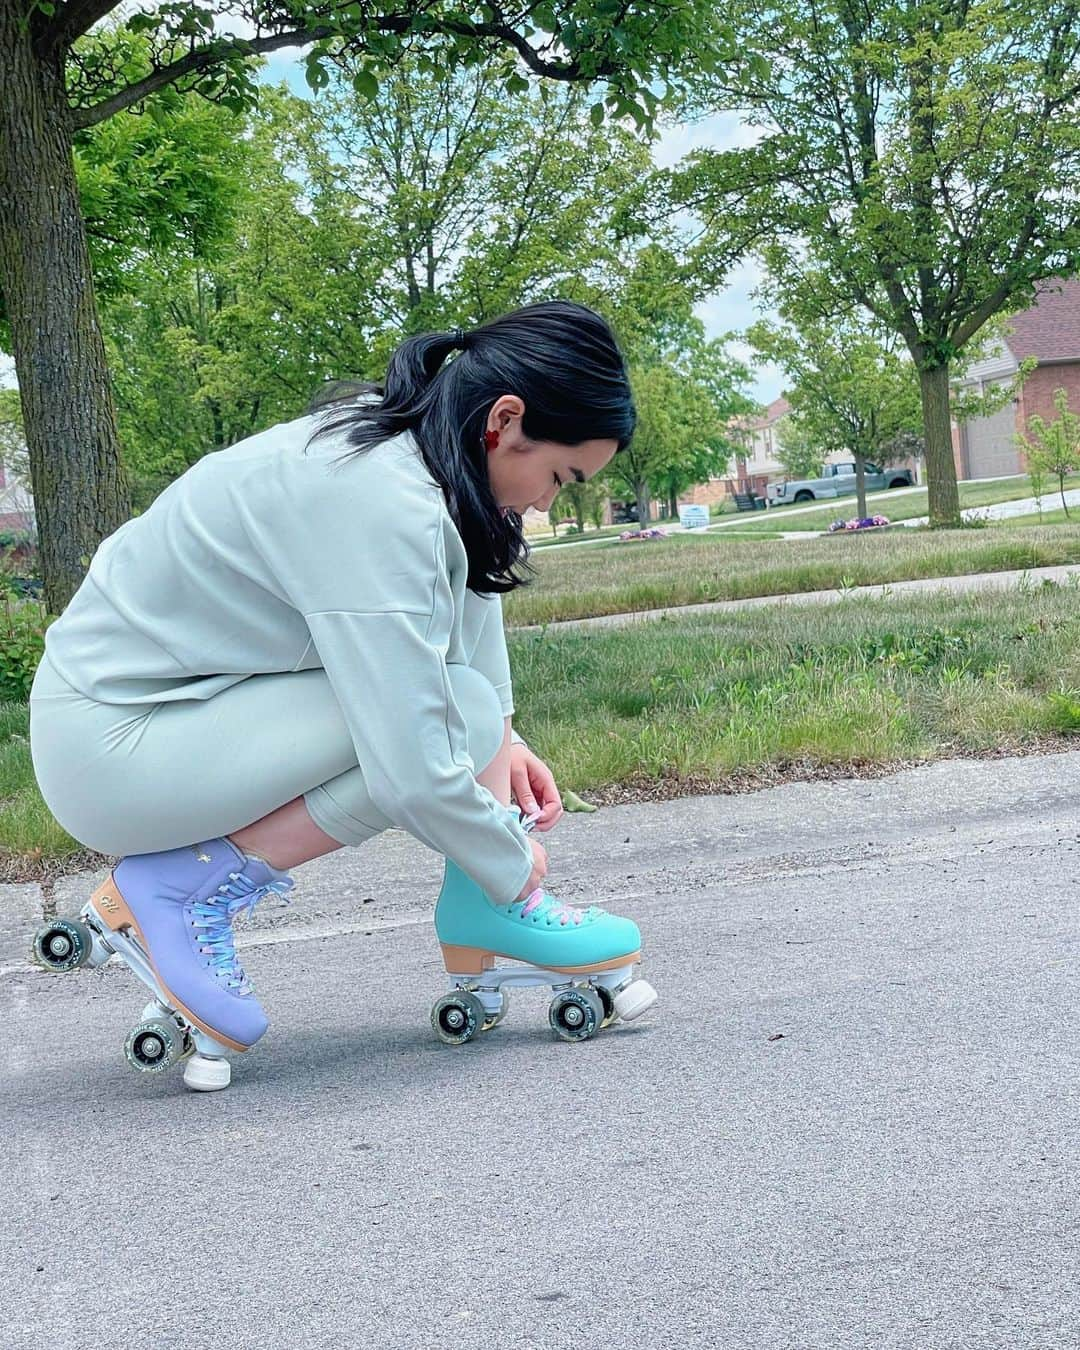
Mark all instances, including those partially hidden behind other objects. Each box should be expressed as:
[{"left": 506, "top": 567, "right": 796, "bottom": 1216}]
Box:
[{"left": 516, "top": 561, "right": 1080, "bottom": 634}]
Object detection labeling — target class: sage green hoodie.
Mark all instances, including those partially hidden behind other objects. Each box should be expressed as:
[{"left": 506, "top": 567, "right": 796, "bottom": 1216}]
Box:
[{"left": 42, "top": 412, "right": 535, "bottom": 905}]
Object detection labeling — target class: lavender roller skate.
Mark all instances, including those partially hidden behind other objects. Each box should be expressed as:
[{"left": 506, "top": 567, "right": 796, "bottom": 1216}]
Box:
[{"left": 31, "top": 836, "right": 293, "bottom": 1091}]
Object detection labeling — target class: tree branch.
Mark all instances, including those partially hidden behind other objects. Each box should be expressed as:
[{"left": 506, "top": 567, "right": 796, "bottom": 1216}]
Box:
[
  {"left": 36, "top": 0, "right": 118, "bottom": 54},
  {"left": 71, "top": 11, "right": 603, "bottom": 130},
  {"left": 73, "top": 25, "right": 341, "bottom": 128}
]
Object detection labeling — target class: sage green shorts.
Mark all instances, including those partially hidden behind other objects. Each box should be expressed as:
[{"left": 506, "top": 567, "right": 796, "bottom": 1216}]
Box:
[{"left": 28, "top": 651, "right": 506, "bottom": 857}]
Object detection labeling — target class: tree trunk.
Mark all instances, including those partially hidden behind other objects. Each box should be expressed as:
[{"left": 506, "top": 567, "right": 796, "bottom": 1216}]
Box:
[
  {"left": 634, "top": 482, "right": 651, "bottom": 525},
  {"left": 0, "top": 7, "right": 131, "bottom": 615},
  {"left": 855, "top": 454, "right": 868, "bottom": 520},
  {"left": 918, "top": 362, "right": 960, "bottom": 527}
]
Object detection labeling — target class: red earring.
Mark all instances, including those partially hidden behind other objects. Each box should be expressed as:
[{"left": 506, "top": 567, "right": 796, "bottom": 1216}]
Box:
[{"left": 484, "top": 429, "right": 499, "bottom": 450}]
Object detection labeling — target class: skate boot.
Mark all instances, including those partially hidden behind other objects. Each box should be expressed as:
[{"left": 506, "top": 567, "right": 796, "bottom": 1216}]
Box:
[
  {"left": 31, "top": 837, "right": 293, "bottom": 1091},
  {"left": 430, "top": 805, "right": 657, "bottom": 1044}
]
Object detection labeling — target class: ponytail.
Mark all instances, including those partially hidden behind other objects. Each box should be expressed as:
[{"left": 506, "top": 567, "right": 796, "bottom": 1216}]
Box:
[{"left": 306, "top": 302, "right": 634, "bottom": 594}]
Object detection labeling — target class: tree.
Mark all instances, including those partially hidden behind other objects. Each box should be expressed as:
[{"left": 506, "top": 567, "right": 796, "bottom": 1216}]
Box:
[
  {"left": 773, "top": 415, "right": 824, "bottom": 482},
  {"left": 746, "top": 303, "right": 922, "bottom": 519},
  {"left": 674, "top": 0, "right": 1080, "bottom": 527},
  {"left": 0, "top": 0, "right": 733, "bottom": 615},
  {"left": 1017, "top": 388, "right": 1080, "bottom": 519},
  {"left": 550, "top": 478, "right": 609, "bottom": 534},
  {"left": 100, "top": 65, "right": 703, "bottom": 502}
]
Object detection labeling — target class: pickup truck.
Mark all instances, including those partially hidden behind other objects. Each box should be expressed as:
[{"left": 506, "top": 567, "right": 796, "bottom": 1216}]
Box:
[{"left": 767, "top": 461, "right": 915, "bottom": 505}]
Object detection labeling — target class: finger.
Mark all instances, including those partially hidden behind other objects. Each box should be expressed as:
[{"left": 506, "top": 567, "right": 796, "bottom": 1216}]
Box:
[{"left": 510, "top": 765, "right": 541, "bottom": 819}]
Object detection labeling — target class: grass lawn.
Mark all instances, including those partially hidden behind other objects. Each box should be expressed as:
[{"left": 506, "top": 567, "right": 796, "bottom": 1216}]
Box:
[
  {"left": 997, "top": 506, "right": 1079, "bottom": 527},
  {"left": 505, "top": 524, "right": 1080, "bottom": 627},
  {"left": 506, "top": 584, "right": 1080, "bottom": 798},
  {"left": 724, "top": 472, "right": 1080, "bottom": 536},
  {"left": 6, "top": 583, "right": 1079, "bottom": 875}
]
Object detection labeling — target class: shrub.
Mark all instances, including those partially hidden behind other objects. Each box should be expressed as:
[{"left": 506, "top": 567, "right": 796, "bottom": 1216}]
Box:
[{"left": 0, "top": 594, "right": 53, "bottom": 701}]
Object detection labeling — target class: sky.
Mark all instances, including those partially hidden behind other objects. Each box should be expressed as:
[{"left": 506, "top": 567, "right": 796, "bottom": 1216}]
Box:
[{"left": 2, "top": 47, "right": 784, "bottom": 407}]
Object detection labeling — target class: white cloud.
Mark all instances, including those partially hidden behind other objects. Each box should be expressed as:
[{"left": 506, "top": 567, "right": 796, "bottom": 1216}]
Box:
[
  {"left": 653, "top": 111, "right": 763, "bottom": 169},
  {"left": 0, "top": 354, "right": 16, "bottom": 390},
  {"left": 693, "top": 259, "right": 784, "bottom": 405}
]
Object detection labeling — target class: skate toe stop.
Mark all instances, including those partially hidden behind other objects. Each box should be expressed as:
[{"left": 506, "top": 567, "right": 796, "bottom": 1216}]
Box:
[
  {"left": 183, "top": 1054, "right": 232, "bottom": 1091},
  {"left": 613, "top": 979, "right": 658, "bottom": 1023}
]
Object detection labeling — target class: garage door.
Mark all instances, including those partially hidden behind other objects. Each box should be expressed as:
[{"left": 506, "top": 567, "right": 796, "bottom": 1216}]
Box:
[{"left": 963, "top": 392, "right": 1021, "bottom": 478}]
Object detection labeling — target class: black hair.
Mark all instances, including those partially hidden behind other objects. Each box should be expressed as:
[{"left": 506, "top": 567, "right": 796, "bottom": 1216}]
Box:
[{"left": 304, "top": 300, "right": 635, "bottom": 594}]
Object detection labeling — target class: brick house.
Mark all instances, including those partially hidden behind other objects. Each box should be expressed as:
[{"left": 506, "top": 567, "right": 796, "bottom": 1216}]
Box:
[
  {"left": 680, "top": 396, "right": 792, "bottom": 509},
  {"left": 952, "top": 277, "right": 1080, "bottom": 479}
]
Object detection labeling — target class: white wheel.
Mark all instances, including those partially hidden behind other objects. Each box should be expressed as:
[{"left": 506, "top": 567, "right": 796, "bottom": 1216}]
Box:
[
  {"left": 613, "top": 979, "right": 657, "bottom": 1023},
  {"left": 183, "top": 1054, "right": 231, "bottom": 1092}
]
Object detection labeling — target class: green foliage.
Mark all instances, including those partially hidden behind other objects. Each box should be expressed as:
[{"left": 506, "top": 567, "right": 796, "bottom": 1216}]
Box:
[
  {"left": 773, "top": 415, "right": 824, "bottom": 480},
  {"left": 746, "top": 295, "right": 922, "bottom": 511},
  {"left": 71, "top": 30, "right": 248, "bottom": 303},
  {"left": 1017, "top": 389, "right": 1080, "bottom": 521},
  {"left": 96, "top": 59, "right": 752, "bottom": 508},
  {"left": 675, "top": 0, "right": 1080, "bottom": 525},
  {"left": 0, "top": 597, "right": 52, "bottom": 703},
  {"left": 66, "top": 2, "right": 737, "bottom": 138}
]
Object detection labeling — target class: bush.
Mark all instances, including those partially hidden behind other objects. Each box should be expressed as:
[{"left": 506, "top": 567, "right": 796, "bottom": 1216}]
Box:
[{"left": 0, "top": 594, "right": 53, "bottom": 701}]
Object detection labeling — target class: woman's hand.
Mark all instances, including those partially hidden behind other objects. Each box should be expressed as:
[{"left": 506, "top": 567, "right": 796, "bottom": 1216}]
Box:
[
  {"left": 509, "top": 742, "right": 564, "bottom": 832},
  {"left": 516, "top": 836, "right": 549, "bottom": 901}
]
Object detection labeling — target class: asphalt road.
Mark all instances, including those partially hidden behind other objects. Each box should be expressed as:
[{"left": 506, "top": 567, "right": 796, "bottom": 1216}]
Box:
[{"left": 3, "top": 750, "right": 1079, "bottom": 1349}]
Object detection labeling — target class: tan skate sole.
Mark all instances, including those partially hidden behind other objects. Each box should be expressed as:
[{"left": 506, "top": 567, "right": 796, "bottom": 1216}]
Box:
[
  {"left": 440, "top": 942, "right": 640, "bottom": 978},
  {"left": 89, "top": 875, "right": 251, "bottom": 1054}
]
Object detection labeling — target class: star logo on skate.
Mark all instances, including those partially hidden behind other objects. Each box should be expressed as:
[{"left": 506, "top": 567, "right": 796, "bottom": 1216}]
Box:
[{"left": 192, "top": 849, "right": 212, "bottom": 863}]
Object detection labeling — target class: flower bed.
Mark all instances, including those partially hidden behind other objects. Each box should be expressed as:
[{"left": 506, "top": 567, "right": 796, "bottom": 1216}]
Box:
[
  {"left": 618, "top": 527, "right": 669, "bottom": 542},
  {"left": 827, "top": 515, "right": 891, "bottom": 533}
]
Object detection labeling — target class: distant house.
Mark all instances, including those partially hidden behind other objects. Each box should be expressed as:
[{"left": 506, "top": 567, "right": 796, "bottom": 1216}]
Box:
[
  {"left": 0, "top": 451, "right": 35, "bottom": 538},
  {"left": 678, "top": 396, "right": 792, "bottom": 509},
  {"left": 952, "top": 277, "right": 1080, "bottom": 479}
]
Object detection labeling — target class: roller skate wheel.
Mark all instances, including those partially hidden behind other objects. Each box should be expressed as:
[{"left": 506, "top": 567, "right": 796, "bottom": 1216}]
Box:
[
  {"left": 593, "top": 984, "right": 617, "bottom": 1026},
  {"left": 31, "top": 918, "right": 94, "bottom": 972},
  {"left": 613, "top": 979, "right": 658, "bottom": 1023},
  {"left": 432, "top": 991, "right": 485, "bottom": 1045},
  {"left": 124, "top": 1018, "right": 184, "bottom": 1074},
  {"left": 549, "top": 986, "right": 604, "bottom": 1042},
  {"left": 183, "top": 1054, "right": 231, "bottom": 1092}
]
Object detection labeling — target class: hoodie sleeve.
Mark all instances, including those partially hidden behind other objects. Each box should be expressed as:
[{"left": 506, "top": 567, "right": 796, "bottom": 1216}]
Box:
[
  {"left": 283, "top": 456, "right": 534, "bottom": 905},
  {"left": 469, "top": 593, "right": 529, "bottom": 752}
]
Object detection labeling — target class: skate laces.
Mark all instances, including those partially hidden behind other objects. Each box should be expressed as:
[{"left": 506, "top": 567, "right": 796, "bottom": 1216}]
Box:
[
  {"left": 510, "top": 809, "right": 599, "bottom": 926},
  {"left": 511, "top": 887, "right": 601, "bottom": 928},
  {"left": 190, "top": 870, "right": 294, "bottom": 992}
]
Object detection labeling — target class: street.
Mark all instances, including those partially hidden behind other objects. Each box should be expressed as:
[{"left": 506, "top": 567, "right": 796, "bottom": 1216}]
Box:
[{"left": 3, "top": 750, "right": 1079, "bottom": 1349}]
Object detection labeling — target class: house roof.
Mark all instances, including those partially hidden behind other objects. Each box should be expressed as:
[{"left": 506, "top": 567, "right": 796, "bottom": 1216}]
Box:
[
  {"left": 1003, "top": 278, "right": 1080, "bottom": 364},
  {"left": 754, "top": 395, "right": 791, "bottom": 428},
  {"left": 730, "top": 395, "right": 791, "bottom": 434}
]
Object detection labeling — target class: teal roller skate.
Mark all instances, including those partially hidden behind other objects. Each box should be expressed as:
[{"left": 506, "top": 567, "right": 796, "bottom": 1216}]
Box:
[{"left": 431, "top": 806, "right": 657, "bottom": 1045}]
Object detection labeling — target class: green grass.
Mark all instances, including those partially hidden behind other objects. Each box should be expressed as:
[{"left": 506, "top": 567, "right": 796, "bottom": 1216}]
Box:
[
  {"left": 724, "top": 473, "right": 1080, "bottom": 536},
  {"left": 997, "top": 506, "right": 1078, "bottom": 527},
  {"left": 7, "top": 582, "right": 1080, "bottom": 868},
  {"left": 506, "top": 524, "right": 1080, "bottom": 627},
  {"left": 506, "top": 585, "right": 1080, "bottom": 796}
]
